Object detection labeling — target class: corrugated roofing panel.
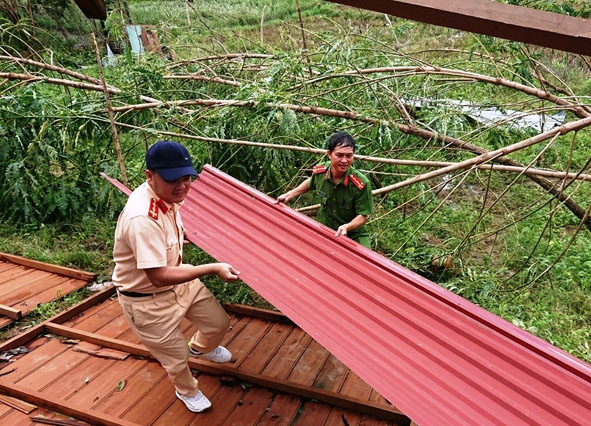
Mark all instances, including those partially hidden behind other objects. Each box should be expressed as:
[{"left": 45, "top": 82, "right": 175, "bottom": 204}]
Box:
[
  {"left": 181, "top": 165, "right": 591, "bottom": 426},
  {"left": 102, "top": 167, "right": 591, "bottom": 426}
]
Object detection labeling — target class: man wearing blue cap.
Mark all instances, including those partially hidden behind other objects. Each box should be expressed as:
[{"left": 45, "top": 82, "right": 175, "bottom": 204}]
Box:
[{"left": 112, "top": 140, "right": 240, "bottom": 413}]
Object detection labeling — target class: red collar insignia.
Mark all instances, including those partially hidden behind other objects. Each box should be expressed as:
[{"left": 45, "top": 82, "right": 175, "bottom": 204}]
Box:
[{"left": 148, "top": 198, "right": 168, "bottom": 220}]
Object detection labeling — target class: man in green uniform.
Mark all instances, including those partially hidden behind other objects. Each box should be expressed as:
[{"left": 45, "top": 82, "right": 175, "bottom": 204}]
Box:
[{"left": 277, "top": 131, "right": 374, "bottom": 248}]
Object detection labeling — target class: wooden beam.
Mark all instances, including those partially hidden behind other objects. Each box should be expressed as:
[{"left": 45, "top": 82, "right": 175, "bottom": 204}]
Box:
[
  {"left": 44, "top": 324, "right": 149, "bottom": 357},
  {"left": 223, "top": 303, "right": 294, "bottom": 324},
  {"left": 0, "top": 252, "right": 96, "bottom": 282},
  {"left": 0, "top": 383, "right": 139, "bottom": 426},
  {"left": 0, "top": 287, "right": 115, "bottom": 352},
  {"left": 72, "top": 0, "right": 106, "bottom": 20},
  {"left": 0, "top": 304, "right": 21, "bottom": 320},
  {"left": 326, "top": 0, "right": 591, "bottom": 56}
]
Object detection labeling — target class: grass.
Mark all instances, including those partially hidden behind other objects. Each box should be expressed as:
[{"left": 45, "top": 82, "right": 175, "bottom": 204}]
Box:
[
  {"left": 129, "top": 0, "right": 342, "bottom": 30},
  {"left": 0, "top": 218, "right": 115, "bottom": 281}
]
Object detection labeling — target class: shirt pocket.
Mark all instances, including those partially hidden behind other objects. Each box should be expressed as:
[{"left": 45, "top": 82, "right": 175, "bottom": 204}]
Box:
[
  {"left": 165, "top": 233, "right": 181, "bottom": 265},
  {"left": 337, "top": 195, "right": 353, "bottom": 212}
]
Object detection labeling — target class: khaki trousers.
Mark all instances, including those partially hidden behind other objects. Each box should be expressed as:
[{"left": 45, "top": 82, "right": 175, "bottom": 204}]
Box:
[{"left": 118, "top": 279, "right": 230, "bottom": 396}]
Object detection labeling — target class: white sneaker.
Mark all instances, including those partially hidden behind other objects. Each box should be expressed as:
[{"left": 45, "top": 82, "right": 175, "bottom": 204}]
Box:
[
  {"left": 175, "top": 390, "right": 212, "bottom": 412},
  {"left": 190, "top": 345, "right": 232, "bottom": 363}
]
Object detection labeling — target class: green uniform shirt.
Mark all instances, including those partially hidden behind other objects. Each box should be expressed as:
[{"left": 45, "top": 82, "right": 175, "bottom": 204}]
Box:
[{"left": 308, "top": 161, "right": 373, "bottom": 247}]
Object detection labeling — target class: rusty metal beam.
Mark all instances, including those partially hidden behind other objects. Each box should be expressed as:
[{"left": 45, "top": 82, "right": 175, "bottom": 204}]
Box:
[{"left": 325, "top": 0, "right": 591, "bottom": 56}]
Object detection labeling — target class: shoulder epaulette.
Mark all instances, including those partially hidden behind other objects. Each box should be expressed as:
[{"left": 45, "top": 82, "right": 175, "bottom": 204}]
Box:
[
  {"left": 349, "top": 174, "right": 366, "bottom": 190},
  {"left": 312, "top": 165, "right": 328, "bottom": 175},
  {"left": 148, "top": 198, "right": 168, "bottom": 220}
]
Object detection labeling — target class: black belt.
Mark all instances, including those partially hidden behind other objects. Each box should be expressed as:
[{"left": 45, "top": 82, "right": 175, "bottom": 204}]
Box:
[{"left": 119, "top": 290, "right": 164, "bottom": 298}]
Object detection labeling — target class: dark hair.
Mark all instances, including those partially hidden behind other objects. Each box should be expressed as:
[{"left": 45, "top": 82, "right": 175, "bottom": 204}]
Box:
[{"left": 327, "top": 131, "right": 355, "bottom": 152}]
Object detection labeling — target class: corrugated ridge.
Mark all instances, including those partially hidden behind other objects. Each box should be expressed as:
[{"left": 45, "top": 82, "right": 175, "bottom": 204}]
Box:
[{"left": 103, "top": 168, "right": 591, "bottom": 426}]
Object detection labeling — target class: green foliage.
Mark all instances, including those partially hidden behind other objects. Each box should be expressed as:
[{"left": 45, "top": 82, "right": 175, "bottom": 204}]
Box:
[
  {"left": 0, "top": 17, "right": 39, "bottom": 54},
  {"left": 0, "top": 0, "right": 95, "bottom": 57},
  {"left": 31, "top": 0, "right": 72, "bottom": 25},
  {"left": 29, "top": 288, "right": 92, "bottom": 323},
  {"left": 0, "top": 84, "right": 117, "bottom": 224},
  {"left": 182, "top": 244, "right": 274, "bottom": 309},
  {"left": 130, "top": 0, "right": 339, "bottom": 33}
]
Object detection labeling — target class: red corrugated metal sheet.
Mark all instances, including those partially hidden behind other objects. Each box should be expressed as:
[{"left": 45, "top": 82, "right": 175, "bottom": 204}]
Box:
[{"left": 103, "top": 167, "right": 591, "bottom": 426}]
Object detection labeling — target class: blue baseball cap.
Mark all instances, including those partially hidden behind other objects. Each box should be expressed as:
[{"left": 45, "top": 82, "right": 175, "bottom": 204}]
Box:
[{"left": 145, "top": 140, "right": 199, "bottom": 182}]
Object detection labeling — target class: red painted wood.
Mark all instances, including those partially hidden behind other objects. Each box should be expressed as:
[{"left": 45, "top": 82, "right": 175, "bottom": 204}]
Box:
[
  {"left": 0, "top": 256, "right": 94, "bottom": 329},
  {"left": 1, "top": 303, "right": 406, "bottom": 426},
  {"left": 71, "top": 0, "right": 106, "bottom": 20}
]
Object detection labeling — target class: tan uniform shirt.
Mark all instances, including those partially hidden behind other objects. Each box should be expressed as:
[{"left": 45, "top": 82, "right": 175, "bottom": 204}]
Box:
[{"left": 112, "top": 181, "right": 183, "bottom": 293}]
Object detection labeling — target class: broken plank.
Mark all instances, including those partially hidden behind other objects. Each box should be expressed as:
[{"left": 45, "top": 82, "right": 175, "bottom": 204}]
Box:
[
  {"left": 43, "top": 323, "right": 408, "bottom": 423},
  {"left": 0, "top": 304, "right": 21, "bottom": 320},
  {"left": 225, "top": 303, "right": 293, "bottom": 324},
  {"left": 31, "top": 415, "right": 90, "bottom": 425},
  {"left": 0, "top": 393, "right": 37, "bottom": 413},
  {"left": 45, "top": 323, "right": 148, "bottom": 358},
  {"left": 72, "top": 341, "right": 129, "bottom": 360},
  {"left": 0, "top": 287, "right": 116, "bottom": 353}
]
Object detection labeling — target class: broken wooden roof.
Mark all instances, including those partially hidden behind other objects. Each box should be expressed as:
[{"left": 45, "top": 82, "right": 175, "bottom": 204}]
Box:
[
  {"left": 0, "top": 287, "right": 406, "bottom": 425},
  {"left": 0, "top": 252, "right": 96, "bottom": 330},
  {"left": 101, "top": 165, "right": 591, "bottom": 426}
]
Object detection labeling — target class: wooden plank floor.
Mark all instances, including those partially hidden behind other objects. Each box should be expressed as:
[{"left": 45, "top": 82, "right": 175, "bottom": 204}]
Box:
[
  {"left": 0, "top": 287, "right": 410, "bottom": 426},
  {"left": 0, "top": 252, "right": 96, "bottom": 329}
]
